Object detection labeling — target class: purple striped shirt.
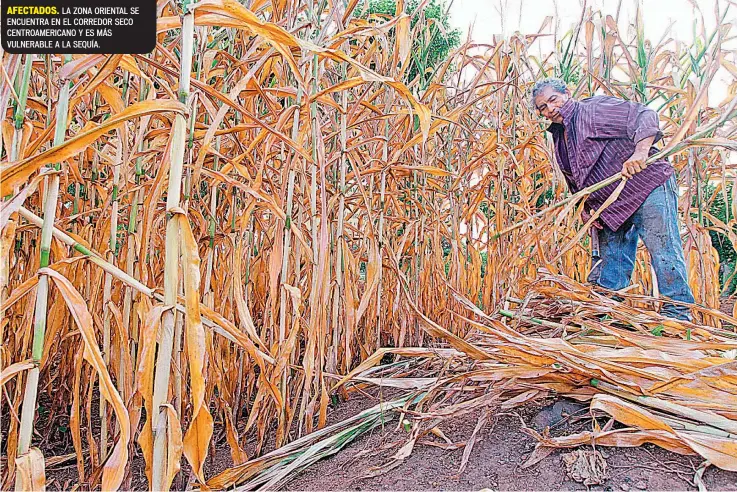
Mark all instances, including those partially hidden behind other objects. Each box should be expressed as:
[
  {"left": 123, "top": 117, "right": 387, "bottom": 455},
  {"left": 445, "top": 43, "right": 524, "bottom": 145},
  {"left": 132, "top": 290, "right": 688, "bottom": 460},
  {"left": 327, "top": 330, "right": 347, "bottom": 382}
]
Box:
[{"left": 547, "top": 96, "right": 673, "bottom": 231}]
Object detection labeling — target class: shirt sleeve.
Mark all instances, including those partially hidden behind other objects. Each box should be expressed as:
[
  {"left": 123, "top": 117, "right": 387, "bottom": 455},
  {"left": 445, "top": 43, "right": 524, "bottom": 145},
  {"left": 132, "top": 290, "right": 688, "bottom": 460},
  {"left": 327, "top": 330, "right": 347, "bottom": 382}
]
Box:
[{"left": 592, "top": 96, "right": 663, "bottom": 144}]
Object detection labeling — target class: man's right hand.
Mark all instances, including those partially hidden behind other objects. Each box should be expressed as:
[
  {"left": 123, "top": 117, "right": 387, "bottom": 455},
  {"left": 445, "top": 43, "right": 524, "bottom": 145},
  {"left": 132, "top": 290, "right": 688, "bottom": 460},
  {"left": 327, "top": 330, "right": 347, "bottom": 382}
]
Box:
[{"left": 582, "top": 209, "right": 603, "bottom": 229}]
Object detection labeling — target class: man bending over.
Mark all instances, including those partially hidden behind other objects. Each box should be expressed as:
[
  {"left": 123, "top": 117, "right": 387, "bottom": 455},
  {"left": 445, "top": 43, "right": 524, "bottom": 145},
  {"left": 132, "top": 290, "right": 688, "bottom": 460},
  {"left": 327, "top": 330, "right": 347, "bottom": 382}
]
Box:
[{"left": 532, "top": 77, "right": 695, "bottom": 321}]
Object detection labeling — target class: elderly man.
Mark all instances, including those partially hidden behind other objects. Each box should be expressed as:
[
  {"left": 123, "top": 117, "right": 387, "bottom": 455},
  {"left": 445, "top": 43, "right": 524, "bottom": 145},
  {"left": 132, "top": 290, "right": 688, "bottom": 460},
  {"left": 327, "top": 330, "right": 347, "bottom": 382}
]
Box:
[{"left": 532, "top": 77, "right": 695, "bottom": 321}]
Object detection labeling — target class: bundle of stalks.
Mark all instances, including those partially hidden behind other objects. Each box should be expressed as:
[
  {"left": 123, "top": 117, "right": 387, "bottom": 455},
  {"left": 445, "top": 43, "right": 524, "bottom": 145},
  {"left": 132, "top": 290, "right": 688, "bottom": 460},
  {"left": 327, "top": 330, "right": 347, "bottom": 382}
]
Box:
[
  {"left": 1, "top": 0, "right": 736, "bottom": 489},
  {"left": 312, "top": 272, "right": 737, "bottom": 480}
]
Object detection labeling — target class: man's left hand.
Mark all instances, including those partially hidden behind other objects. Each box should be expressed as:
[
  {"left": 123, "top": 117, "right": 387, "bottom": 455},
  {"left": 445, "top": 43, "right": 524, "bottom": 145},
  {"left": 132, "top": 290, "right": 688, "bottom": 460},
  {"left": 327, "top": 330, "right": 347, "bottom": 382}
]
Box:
[{"left": 622, "top": 152, "right": 649, "bottom": 178}]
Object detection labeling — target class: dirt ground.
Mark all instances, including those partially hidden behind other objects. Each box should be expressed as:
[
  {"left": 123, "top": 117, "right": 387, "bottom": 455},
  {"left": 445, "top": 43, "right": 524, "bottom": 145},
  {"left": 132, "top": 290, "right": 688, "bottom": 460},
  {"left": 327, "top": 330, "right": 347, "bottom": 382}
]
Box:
[{"left": 286, "top": 392, "right": 737, "bottom": 492}]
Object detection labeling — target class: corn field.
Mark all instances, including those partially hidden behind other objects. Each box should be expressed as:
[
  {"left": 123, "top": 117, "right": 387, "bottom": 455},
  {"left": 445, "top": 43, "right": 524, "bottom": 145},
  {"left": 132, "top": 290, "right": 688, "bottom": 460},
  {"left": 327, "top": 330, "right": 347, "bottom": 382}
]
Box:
[{"left": 2, "top": 0, "right": 737, "bottom": 489}]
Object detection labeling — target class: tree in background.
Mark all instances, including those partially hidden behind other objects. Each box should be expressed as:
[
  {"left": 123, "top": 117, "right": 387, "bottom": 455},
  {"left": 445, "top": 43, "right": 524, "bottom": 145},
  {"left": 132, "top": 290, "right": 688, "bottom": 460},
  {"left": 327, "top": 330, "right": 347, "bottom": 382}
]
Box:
[{"left": 355, "top": 0, "right": 461, "bottom": 88}]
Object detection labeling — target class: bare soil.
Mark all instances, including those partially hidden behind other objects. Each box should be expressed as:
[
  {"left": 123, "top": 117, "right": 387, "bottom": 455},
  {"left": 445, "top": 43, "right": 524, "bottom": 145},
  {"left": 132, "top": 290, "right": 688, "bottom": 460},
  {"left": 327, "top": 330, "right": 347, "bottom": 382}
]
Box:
[{"left": 286, "top": 392, "right": 737, "bottom": 492}]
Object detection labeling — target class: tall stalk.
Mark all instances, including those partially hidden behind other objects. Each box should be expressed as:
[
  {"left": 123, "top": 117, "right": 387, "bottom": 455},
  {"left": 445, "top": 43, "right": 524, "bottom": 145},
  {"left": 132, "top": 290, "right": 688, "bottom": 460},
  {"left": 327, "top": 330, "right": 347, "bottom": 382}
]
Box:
[
  {"left": 151, "top": 2, "right": 194, "bottom": 488},
  {"left": 101, "top": 119, "right": 124, "bottom": 459},
  {"left": 15, "top": 54, "right": 71, "bottom": 490},
  {"left": 122, "top": 78, "right": 149, "bottom": 385},
  {"left": 376, "top": 91, "right": 393, "bottom": 350},
  {"left": 204, "top": 135, "right": 220, "bottom": 305},
  {"left": 10, "top": 54, "right": 33, "bottom": 179},
  {"left": 1, "top": 53, "right": 32, "bottom": 480},
  {"left": 100, "top": 153, "right": 117, "bottom": 459},
  {"left": 278, "top": 86, "right": 303, "bottom": 430},
  {"left": 277, "top": 6, "right": 309, "bottom": 407},
  {"left": 3, "top": 54, "right": 32, "bottom": 299},
  {"left": 331, "top": 61, "right": 348, "bottom": 372}
]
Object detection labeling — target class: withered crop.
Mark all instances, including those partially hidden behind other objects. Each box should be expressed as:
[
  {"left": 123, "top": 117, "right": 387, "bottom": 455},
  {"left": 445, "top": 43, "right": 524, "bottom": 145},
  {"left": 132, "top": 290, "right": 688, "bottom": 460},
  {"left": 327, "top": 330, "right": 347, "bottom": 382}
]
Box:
[{"left": 1, "top": 0, "right": 736, "bottom": 489}]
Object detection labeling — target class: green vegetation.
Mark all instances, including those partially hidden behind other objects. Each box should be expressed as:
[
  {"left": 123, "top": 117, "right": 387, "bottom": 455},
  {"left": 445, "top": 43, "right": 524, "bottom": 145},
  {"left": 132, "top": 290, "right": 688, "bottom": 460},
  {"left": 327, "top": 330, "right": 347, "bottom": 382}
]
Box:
[
  {"left": 697, "top": 182, "right": 737, "bottom": 293},
  {"left": 356, "top": 0, "right": 461, "bottom": 88}
]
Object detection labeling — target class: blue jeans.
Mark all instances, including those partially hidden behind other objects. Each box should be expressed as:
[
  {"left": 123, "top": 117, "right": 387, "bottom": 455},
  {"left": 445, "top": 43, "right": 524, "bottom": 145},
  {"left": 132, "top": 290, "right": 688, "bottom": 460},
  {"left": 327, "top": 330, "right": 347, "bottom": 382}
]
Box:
[{"left": 588, "top": 174, "right": 695, "bottom": 320}]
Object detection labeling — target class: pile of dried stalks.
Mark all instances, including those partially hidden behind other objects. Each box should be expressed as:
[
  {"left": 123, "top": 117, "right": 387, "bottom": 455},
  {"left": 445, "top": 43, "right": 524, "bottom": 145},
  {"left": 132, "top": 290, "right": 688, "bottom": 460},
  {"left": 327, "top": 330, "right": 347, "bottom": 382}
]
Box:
[
  {"left": 211, "top": 273, "right": 737, "bottom": 489},
  {"left": 1, "top": 0, "right": 736, "bottom": 489}
]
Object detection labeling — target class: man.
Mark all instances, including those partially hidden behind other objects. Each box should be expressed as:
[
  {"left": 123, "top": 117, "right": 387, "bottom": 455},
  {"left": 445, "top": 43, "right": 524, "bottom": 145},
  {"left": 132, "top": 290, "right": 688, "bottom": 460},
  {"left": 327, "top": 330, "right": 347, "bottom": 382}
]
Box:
[{"left": 531, "top": 77, "right": 695, "bottom": 321}]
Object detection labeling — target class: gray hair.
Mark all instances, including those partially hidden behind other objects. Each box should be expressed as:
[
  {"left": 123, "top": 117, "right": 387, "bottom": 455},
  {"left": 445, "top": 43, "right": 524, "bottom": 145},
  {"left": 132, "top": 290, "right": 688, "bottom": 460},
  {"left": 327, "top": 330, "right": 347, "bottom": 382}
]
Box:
[{"left": 530, "top": 77, "right": 568, "bottom": 106}]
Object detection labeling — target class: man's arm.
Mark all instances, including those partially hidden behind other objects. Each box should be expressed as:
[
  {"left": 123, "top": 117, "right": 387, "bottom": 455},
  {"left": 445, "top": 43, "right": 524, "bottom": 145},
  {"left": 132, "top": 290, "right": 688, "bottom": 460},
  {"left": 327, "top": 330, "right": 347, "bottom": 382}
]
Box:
[
  {"left": 621, "top": 134, "right": 656, "bottom": 178},
  {"left": 591, "top": 97, "right": 661, "bottom": 179}
]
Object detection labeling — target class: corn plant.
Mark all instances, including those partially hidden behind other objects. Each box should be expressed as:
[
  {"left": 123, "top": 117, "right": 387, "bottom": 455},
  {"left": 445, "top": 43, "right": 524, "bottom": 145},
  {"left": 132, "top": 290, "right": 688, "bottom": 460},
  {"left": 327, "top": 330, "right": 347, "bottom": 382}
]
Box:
[{"left": 1, "top": 1, "right": 735, "bottom": 490}]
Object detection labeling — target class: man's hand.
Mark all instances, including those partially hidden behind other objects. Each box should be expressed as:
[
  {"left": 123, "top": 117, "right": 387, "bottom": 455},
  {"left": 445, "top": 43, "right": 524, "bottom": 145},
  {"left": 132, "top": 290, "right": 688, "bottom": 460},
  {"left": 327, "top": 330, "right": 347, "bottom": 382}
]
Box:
[
  {"left": 622, "top": 151, "right": 649, "bottom": 178},
  {"left": 582, "top": 209, "right": 603, "bottom": 230},
  {"left": 622, "top": 135, "right": 656, "bottom": 178}
]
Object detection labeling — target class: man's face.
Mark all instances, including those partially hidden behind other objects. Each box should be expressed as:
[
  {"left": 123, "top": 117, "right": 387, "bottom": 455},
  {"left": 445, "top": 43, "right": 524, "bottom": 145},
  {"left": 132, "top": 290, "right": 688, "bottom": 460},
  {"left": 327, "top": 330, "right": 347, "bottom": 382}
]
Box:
[{"left": 534, "top": 86, "right": 570, "bottom": 124}]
